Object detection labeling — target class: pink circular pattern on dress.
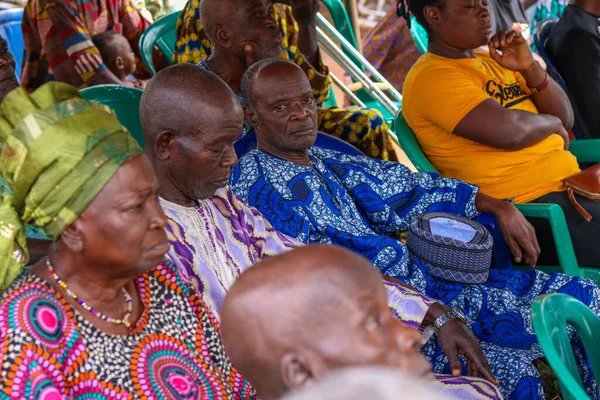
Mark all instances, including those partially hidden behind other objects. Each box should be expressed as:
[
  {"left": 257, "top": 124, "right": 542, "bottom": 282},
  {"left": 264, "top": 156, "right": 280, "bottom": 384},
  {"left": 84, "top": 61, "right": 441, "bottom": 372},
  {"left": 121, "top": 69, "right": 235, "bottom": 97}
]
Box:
[{"left": 36, "top": 305, "right": 59, "bottom": 335}]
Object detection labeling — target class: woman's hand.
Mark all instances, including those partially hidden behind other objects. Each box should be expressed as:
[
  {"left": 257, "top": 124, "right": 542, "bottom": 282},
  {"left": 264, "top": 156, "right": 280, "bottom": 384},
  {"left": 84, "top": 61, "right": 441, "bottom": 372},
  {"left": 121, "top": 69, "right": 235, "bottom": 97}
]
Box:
[{"left": 488, "top": 29, "right": 535, "bottom": 73}]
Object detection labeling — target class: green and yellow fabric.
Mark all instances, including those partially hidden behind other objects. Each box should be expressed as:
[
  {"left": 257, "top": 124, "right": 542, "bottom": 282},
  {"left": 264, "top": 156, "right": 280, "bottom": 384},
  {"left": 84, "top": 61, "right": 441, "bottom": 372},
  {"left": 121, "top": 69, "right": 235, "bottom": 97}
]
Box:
[{"left": 0, "top": 82, "right": 143, "bottom": 289}]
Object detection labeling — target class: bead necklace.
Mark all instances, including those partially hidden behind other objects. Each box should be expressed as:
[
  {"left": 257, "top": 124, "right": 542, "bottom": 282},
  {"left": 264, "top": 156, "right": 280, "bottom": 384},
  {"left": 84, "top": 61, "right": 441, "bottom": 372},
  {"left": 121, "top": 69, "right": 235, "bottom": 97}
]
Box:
[{"left": 46, "top": 257, "right": 133, "bottom": 330}]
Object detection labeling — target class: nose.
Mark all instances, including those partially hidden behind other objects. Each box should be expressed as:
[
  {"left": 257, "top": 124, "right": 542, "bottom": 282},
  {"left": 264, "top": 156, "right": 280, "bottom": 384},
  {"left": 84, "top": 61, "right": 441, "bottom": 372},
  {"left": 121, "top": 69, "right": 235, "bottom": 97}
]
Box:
[
  {"left": 392, "top": 322, "right": 422, "bottom": 353},
  {"left": 290, "top": 103, "right": 310, "bottom": 121},
  {"left": 265, "top": 13, "right": 278, "bottom": 30},
  {"left": 220, "top": 145, "right": 238, "bottom": 168},
  {"left": 149, "top": 199, "right": 168, "bottom": 230},
  {"left": 478, "top": 1, "right": 490, "bottom": 18}
]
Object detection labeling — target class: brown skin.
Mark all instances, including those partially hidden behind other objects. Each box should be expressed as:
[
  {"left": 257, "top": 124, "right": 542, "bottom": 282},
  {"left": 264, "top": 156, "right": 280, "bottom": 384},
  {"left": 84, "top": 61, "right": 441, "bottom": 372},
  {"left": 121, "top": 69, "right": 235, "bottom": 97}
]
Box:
[
  {"left": 204, "top": 0, "right": 319, "bottom": 93},
  {"left": 30, "top": 155, "right": 168, "bottom": 335},
  {"left": 142, "top": 65, "right": 244, "bottom": 206},
  {"left": 222, "top": 245, "right": 435, "bottom": 400},
  {"left": 245, "top": 61, "right": 318, "bottom": 166},
  {"left": 573, "top": 0, "right": 600, "bottom": 15},
  {"left": 107, "top": 35, "right": 138, "bottom": 86},
  {"left": 424, "top": 0, "right": 573, "bottom": 150}
]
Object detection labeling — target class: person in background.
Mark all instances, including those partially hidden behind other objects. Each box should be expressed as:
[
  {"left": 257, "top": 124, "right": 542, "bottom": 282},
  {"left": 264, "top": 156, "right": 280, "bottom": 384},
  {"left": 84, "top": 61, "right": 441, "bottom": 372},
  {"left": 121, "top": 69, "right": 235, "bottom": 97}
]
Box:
[
  {"left": 547, "top": 0, "right": 600, "bottom": 139},
  {"left": 400, "top": 0, "right": 600, "bottom": 268},
  {"left": 21, "top": 0, "right": 150, "bottom": 90},
  {"left": 0, "top": 82, "right": 254, "bottom": 398},
  {"left": 230, "top": 57, "right": 600, "bottom": 399},
  {"left": 280, "top": 367, "right": 454, "bottom": 400},
  {"left": 524, "top": 0, "right": 568, "bottom": 47},
  {"left": 363, "top": 9, "right": 421, "bottom": 92},
  {"left": 92, "top": 31, "right": 144, "bottom": 88},
  {"left": 174, "top": 0, "right": 399, "bottom": 162},
  {"left": 490, "top": 0, "right": 530, "bottom": 38},
  {"left": 221, "top": 246, "right": 502, "bottom": 400}
]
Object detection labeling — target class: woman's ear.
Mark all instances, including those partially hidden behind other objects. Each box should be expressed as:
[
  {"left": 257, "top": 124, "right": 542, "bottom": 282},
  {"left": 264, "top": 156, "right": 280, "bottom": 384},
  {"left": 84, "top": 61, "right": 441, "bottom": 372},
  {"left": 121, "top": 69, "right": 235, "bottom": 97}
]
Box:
[
  {"left": 423, "top": 5, "right": 442, "bottom": 29},
  {"left": 60, "top": 220, "right": 85, "bottom": 253},
  {"left": 280, "top": 352, "right": 314, "bottom": 392}
]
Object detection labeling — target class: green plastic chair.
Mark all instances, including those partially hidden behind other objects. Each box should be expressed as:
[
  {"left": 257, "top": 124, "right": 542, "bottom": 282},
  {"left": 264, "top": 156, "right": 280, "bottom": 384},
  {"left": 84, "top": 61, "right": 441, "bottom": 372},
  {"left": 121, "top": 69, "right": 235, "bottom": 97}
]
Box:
[
  {"left": 532, "top": 294, "right": 600, "bottom": 400},
  {"left": 139, "top": 11, "right": 181, "bottom": 75},
  {"left": 319, "top": 0, "right": 399, "bottom": 122},
  {"left": 80, "top": 85, "right": 145, "bottom": 148},
  {"left": 409, "top": 16, "right": 428, "bottom": 54},
  {"left": 394, "top": 111, "right": 600, "bottom": 279}
]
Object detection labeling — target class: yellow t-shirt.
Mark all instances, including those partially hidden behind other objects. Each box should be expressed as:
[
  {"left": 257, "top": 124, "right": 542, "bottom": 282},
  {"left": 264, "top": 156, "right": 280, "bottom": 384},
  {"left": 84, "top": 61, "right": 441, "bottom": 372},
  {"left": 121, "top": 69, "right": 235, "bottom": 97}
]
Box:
[{"left": 402, "top": 52, "right": 580, "bottom": 203}]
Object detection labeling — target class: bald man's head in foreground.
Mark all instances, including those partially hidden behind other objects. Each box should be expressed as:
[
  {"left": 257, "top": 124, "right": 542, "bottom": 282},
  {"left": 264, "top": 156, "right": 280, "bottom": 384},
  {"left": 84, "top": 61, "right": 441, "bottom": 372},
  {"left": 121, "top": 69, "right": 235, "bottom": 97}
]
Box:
[
  {"left": 221, "top": 245, "right": 432, "bottom": 400},
  {"left": 140, "top": 63, "right": 243, "bottom": 202}
]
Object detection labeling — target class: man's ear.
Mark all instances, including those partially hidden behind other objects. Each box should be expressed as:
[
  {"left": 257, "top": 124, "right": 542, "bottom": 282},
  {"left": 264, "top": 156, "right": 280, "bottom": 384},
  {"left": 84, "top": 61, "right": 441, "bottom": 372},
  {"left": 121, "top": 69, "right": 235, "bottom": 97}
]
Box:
[
  {"left": 115, "top": 56, "right": 125, "bottom": 71},
  {"left": 280, "top": 352, "right": 314, "bottom": 392},
  {"left": 243, "top": 105, "right": 258, "bottom": 128},
  {"left": 155, "top": 131, "right": 174, "bottom": 161},
  {"left": 60, "top": 219, "right": 85, "bottom": 253},
  {"left": 215, "top": 25, "right": 232, "bottom": 49}
]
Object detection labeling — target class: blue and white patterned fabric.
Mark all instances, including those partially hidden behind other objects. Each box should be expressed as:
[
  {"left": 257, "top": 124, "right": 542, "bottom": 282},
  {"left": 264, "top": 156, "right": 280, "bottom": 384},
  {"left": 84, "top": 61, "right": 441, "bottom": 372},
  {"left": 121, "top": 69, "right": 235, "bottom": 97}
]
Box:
[{"left": 230, "top": 147, "right": 600, "bottom": 400}]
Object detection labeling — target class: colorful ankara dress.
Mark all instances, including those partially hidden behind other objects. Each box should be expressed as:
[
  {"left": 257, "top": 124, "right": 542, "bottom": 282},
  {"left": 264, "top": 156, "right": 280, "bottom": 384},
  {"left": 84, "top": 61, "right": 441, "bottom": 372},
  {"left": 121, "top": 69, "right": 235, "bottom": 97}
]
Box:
[
  {"left": 363, "top": 10, "right": 421, "bottom": 91},
  {"left": 21, "top": 0, "right": 149, "bottom": 90},
  {"left": 173, "top": 0, "right": 397, "bottom": 161},
  {"left": 230, "top": 147, "right": 600, "bottom": 400},
  {"left": 0, "top": 261, "right": 254, "bottom": 399},
  {"left": 161, "top": 188, "right": 502, "bottom": 400}
]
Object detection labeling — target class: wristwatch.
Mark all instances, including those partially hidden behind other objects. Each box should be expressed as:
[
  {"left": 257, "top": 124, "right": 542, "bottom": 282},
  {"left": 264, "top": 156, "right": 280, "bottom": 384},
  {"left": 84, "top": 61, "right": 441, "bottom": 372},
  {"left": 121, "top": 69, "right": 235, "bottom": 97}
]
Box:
[{"left": 433, "top": 308, "right": 469, "bottom": 333}]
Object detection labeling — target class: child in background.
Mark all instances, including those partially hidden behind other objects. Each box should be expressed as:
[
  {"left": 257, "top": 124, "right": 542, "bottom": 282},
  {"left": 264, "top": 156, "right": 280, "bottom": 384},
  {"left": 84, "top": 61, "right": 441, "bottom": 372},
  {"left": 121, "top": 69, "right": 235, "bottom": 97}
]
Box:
[{"left": 92, "top": 31, "right": 144, "bottom": 89}]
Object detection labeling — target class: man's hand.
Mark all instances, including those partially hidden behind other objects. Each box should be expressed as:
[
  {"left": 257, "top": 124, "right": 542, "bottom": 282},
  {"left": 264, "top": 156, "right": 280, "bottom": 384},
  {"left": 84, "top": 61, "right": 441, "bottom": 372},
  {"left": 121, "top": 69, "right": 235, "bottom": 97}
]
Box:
[
  {"left": 489, "top": 29, "right": 535, "bottom": 73},
  {"left": 437, "top": 319, "right": 498, "bottom": 384},
  {"left": 423, "top": 303, "right": 498, "bottom": 384},
  {"left": 475, "top": 192, "right": 541, "bottom": 267}
]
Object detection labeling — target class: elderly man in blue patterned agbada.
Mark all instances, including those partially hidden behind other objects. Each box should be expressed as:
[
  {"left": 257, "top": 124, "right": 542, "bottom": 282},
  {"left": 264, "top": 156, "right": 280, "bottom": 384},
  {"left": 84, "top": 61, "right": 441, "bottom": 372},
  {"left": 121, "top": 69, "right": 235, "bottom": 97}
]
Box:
[{"left": 230, "top": 58, "right": 600, "bottom": 400}]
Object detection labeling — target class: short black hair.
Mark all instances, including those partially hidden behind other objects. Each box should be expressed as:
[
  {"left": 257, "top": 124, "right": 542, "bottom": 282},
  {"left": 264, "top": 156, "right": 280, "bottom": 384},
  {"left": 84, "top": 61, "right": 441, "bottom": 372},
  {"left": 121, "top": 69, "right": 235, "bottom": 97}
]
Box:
[
  {"left": 91, "top": 31, "right": 129, "bottom": 65},
  {"left": 396, "top": 0, "right": 445, "bottom": 33}
]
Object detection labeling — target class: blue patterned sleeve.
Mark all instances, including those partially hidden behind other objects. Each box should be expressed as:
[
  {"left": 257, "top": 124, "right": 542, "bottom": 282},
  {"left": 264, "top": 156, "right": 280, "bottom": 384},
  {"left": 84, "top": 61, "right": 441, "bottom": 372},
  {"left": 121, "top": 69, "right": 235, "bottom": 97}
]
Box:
[
  {"left": 318, "top": 149, "right": 480, "bottom": 235},
  {"left": 230, "top": 152, "right": 313, "bottom": 243}
]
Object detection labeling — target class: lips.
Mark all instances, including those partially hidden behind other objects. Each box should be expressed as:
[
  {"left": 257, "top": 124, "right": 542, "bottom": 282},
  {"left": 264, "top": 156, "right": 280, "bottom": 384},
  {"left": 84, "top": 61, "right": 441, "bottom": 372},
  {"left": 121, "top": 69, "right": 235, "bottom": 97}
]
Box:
[
  {"left": 291, "top": 126, "right": 315, "bottom": 136},
  {"left": 480, "top": 23, "right": 492, "bottom": 34}
]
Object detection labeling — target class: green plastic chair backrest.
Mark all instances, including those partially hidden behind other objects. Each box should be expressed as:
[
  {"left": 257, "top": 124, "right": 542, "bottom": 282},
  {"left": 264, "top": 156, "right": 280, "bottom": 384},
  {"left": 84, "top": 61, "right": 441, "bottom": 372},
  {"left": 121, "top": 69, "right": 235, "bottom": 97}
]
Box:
[
  {"left": 139, "top": 11, "right": 181, "bottom": 75},
  {"left": 394, "top": 111, "right": 437, "bottom": 173},
  {"left": 532, "top": 294, "right": 600, "bottom": 400},
  {"left": 409, "top": 16, "right": 428, "bottom": 54},
  {"left": 80, "top": 85, "right": 145, "bottom": 148},
  {"left": 320, "top": 0, "right": 361, "bottom": 66}
]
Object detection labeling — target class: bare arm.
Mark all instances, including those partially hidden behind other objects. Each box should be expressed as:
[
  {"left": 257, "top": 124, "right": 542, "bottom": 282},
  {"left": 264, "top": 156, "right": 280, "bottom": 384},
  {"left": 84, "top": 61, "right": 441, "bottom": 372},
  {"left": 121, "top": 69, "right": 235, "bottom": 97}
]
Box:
[
  {"left": 489, "top": 30, "right": 574, "bottom": 130},
  {"left": 277, "top": 0, "right": 320, "bottom": 67},
  {"left": 454, "top": 98, "right": 568, "bottom": 150},
  {"left": 520, "top": 61, "right": 574, "bottom": 129}
]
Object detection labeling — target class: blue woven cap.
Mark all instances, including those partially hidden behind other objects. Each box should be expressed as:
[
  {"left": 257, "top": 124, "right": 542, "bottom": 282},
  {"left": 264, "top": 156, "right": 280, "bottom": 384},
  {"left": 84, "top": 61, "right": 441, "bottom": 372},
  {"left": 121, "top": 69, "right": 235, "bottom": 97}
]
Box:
[{"left": 406, "top": 213, "right": 493, "bottom": 284}]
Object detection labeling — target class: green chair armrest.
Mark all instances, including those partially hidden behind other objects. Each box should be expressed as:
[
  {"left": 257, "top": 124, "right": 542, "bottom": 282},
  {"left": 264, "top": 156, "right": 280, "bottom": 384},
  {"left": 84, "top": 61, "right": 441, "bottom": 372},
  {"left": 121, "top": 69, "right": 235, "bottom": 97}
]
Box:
[
  {"left": 515, "top": 203, "right": 580, "bottom": 276},
  {"left": 568, "top": 139, "right": 600, "bottom": 163}
]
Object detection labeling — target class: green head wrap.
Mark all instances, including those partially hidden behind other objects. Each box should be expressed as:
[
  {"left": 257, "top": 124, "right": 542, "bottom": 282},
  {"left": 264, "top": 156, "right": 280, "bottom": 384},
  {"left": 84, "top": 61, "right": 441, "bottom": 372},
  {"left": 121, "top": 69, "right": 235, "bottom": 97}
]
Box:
[{"left": 0, "top": 82, "right": 143, "bottom": 289}]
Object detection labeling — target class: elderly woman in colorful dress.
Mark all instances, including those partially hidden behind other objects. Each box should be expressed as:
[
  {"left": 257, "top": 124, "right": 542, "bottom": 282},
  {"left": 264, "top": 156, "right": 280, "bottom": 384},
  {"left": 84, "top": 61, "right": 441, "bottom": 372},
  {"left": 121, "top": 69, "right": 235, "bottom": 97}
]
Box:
[{"left": 0, "top": 82, "right": 253, "bottom": 399}]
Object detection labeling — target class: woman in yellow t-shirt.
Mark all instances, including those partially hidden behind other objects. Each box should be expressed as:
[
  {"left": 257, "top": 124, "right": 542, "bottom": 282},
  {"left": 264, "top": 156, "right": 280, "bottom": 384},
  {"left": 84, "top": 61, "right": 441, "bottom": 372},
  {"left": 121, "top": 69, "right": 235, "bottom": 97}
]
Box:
[{"left": 400, "top": 0, "right": 599, "bottom": 268}]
